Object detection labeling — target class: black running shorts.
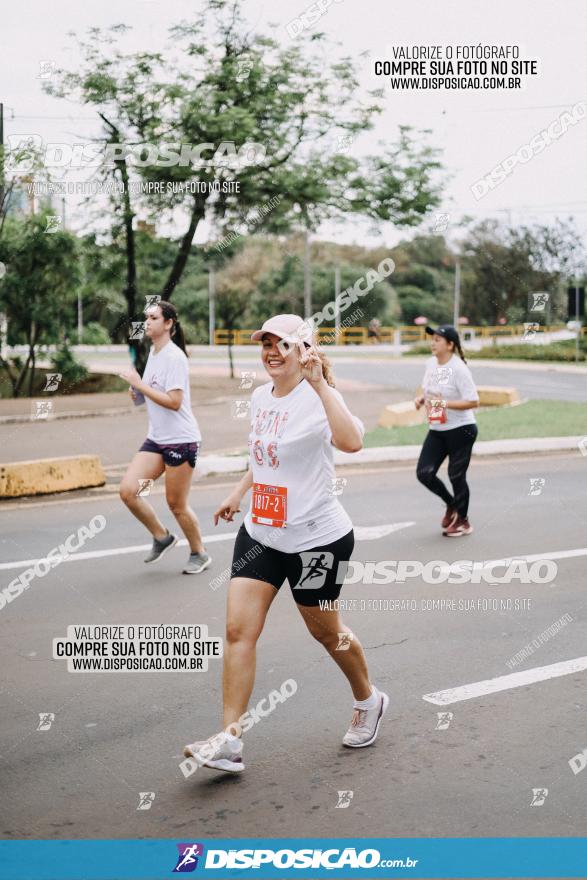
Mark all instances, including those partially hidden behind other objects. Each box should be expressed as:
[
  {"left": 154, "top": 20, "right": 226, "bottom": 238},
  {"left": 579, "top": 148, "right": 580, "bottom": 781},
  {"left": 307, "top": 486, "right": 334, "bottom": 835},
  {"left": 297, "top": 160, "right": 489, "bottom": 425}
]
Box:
[
  {"left": 139, "top": 438, "right": 200, "bottom": 468},
  {"left": 230, "top": 523, "right": 354, "bottom": 607}
]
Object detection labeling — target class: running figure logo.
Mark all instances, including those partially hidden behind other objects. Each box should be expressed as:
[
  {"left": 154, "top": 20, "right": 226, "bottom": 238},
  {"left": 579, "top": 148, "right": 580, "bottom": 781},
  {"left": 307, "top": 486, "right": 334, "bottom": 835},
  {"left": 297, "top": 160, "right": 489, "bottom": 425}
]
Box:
[
  {"left": 435, "top": 711, "right": 453, "bottom": 730},
  {"left": 129, "top": 322, "right": 145, "bottom": 341},
  {"left": 136, "top": 792, "right": 155, "bottom": 810},
  {"left": 530, "top": 788, "right": 548, "bottom": 806},
  {"left": 523, "top": 322, "right": 540, "bottom": 339},
  {"left": 238, "top": 370, "right": 256, "bottom": 390},
  {"left": 32, "top": 401, "right": 53, "bottom": 420},
  {"left": 44, "top": 372, "right": 62, "bottom": 392},
  {"left": 336, "top": 790, "right": 354, "bottom": 808},
  {"left": 528, "top": 477, "right": 545, "bottom": 496},
  {"left": 44, "top": 215, "right": 61, "bottom": 233},
  {"left": 37, "top": 713, "right": 55, "bottom": 731},
  {"left": 528, "top": 292, "right": 549, "bottom": 312},
  {"left": 435, "top": 366, "right": 453, "bottom": 385},
  {"left": 328, "top": 477, "right": 347, "bottom": 497},
  {"left": 336, "top": 633, "right": 354, "bottom": 651},
  {"left": 232, "top": 400, "right": 251, "bottom": 419},
  {"left": 433, "top": 212, "right": 450, "bottom": 233},
  {"left": 293, "top": 552, "right": 334, "bottom": 589},
  {"left": 173, "top": 843, "right": 204, "bottom": 872}
]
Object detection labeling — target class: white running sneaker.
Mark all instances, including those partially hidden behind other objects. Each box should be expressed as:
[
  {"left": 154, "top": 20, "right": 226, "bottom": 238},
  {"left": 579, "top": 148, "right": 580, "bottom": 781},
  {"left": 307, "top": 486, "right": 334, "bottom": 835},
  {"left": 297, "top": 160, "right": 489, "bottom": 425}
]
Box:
[
  {"left": 183, "top": 732, "right": 244, "bottom": 773},
  {"left": 342, "top": 688, "right": 389, "bottom": 748}
]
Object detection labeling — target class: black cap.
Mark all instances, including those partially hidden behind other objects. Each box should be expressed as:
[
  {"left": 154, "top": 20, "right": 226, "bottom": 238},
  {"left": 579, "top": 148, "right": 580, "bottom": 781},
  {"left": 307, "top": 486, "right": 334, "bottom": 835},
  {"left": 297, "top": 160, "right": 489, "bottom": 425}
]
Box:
[{"left": 425, "top": 324, "right": 460, "bottom": 345}]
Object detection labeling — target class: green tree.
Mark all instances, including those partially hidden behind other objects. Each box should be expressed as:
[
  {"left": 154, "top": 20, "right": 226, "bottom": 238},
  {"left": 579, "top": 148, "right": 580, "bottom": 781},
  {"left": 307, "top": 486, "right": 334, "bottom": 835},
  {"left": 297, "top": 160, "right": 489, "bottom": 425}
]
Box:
[
  {"left": 461, "top": 219, "right": 585, "bottom": 325},
  {"left": 0, "top": 213, "right": 81, "bottom": 396},
  {"left": 45, "top": 0, "right": 443, "bottom": 369}
]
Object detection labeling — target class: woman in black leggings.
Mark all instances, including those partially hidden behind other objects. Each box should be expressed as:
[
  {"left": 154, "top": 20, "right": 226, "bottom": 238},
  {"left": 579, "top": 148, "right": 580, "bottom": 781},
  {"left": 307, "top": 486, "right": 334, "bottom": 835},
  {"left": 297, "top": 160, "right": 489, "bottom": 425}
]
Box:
[{"left": 415, "top": 325, "right": 479, "bottom": 537}]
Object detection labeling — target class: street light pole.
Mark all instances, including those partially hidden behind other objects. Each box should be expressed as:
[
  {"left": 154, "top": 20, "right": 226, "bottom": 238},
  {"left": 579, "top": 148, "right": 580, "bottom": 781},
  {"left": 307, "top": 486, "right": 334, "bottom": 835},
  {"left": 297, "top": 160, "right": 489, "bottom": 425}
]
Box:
[
  {"left": 334, "top": 265, "right": 341, "bottom": 341},
  {"left": 0, "top": 102, "right": 4, "bottom": 210},
  {"left": 209, "top": 267, "right": 216, "bottom": 346},
  {"left": 453, "top": 257, "right": 461, "bottom": 327},
  {"left": 303, "top": 228, "right": 312, "bottom": 319},
  {"left": 0, "top": 102, "right": 6, "bottom": 359},
  {"left": 575, "top": 276, "right": 580, "bottom": 365},
  {"left": 77, "top": 291, "right": 83, "bottom": 344}
]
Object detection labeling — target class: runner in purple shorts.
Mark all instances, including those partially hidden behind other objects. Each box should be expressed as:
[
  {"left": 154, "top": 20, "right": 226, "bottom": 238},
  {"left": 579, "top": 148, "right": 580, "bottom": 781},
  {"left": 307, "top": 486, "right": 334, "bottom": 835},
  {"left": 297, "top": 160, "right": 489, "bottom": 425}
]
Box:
[{"left": 118, "top": 300, "right": 211, "bottom": 575}]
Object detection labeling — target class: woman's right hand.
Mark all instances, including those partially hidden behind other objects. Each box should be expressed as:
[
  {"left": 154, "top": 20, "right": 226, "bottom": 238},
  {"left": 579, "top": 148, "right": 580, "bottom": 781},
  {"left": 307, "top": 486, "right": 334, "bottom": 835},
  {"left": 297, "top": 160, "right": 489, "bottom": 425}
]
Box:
[
  {"left": 414, "top": 395, "right": 425, "bottom": 410},
  {"left": 129, "top": 387, "right": 137, "bottom": 401},
  {"left": 214, "top": 492, "right": 242, "bottom": 525}
]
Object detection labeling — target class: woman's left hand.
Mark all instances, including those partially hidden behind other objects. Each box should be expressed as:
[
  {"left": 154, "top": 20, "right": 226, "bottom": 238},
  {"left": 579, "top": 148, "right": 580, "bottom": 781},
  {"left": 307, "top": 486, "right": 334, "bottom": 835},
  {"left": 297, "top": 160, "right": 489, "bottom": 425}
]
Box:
[
  {"left": 119, "top": 368, "right": 142, "bottom": 388},
  {"left": 297, "top": 345, "right": 324, "bottom": 387}
]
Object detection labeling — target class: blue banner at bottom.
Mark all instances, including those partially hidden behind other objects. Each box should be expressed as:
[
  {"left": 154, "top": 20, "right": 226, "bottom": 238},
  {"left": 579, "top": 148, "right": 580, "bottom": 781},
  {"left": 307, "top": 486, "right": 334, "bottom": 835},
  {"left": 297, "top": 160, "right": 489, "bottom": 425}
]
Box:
[{"left": 0, "top": 838, "right": 586, "bottom": 879}]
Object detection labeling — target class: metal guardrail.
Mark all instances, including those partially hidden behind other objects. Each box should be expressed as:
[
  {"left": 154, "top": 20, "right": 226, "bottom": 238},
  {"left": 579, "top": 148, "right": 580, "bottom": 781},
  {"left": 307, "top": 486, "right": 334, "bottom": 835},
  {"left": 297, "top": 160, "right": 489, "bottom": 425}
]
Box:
[{"left": 213, "top": 325, "right": 570, "bottom": 345}]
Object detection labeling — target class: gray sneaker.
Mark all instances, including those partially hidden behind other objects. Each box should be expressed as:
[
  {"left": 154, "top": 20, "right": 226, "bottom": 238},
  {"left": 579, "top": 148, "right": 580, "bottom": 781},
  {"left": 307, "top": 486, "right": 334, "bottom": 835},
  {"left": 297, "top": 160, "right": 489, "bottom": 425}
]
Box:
[
  {"left": 183, "top": 552, "right": 212, "bottom": 575},
  {"left": 144, "top": 531, "right": 177, "bottom": 564},
  {"left": 342, "top": 688, "right": 389, "bottom": 748}
]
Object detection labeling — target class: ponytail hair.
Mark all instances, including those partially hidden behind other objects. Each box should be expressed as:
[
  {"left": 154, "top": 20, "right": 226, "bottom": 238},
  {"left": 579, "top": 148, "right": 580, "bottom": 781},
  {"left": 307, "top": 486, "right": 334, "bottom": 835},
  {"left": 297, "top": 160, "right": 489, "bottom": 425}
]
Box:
[
  {"left": 454, "top": 339, "right": 467, "bottom": 363},
  {"left": 157, "top": 300, "right": 188, "bottom": 357}
]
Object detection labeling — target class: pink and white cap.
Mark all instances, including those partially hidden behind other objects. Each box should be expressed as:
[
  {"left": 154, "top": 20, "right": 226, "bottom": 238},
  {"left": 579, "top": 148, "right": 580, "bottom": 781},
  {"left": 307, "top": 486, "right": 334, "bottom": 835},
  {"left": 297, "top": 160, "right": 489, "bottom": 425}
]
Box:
[{"left": 250, "top": 314, "right": 314, "bottom": 346}]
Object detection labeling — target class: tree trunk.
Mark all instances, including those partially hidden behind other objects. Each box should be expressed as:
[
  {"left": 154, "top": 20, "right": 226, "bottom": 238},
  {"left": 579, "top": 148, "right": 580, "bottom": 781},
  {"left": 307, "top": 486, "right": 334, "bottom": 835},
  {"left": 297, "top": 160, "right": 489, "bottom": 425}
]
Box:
[
  {"left": 161, "top": 195, "right": 207, "bottom": 301},
  {"left": 118, "top": 159, "right": 141, "bottom": 370},
  {"left": 98, "top": 114, "right": 141, "bottom": 370},
  {"left": 27, "top": 327, "right": 36, "bottom": 397},
  {"left": 227, "top": 322, "right": 235, "bottom": 379},
  {"left": 0, "top": 357, "right": 20, "bottom": 397},
  {"left": 13, "top": 327, "right": 33, "bottom": 398}
]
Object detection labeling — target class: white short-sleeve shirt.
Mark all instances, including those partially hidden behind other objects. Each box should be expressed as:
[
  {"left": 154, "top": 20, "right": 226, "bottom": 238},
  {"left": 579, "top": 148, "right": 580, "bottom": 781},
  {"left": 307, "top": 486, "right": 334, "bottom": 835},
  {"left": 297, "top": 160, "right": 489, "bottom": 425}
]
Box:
[
  {"left": 141, "top": 341, "right": 201, "bottom": 444},
  {"left": 421, "top": 355, "right": 479, "bottom": 431},
  {"left": 243, "top": 379, "right": 364, "bottom": 552}
]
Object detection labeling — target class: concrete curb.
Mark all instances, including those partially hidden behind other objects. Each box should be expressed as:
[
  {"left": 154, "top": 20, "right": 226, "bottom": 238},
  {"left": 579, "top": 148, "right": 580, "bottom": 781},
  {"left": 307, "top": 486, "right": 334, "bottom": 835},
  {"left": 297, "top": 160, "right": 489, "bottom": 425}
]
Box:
[
  {"left": 0, "top": 455, "right": 106, "bottom": 498},
  {"left": 0, "top": 407, "right": 130, "bottom": 425},
  {"left": 197, "top": 436, "right": 585, "bottom": 476},
  {"left": 0, "top": 437, "right": 581, "bottom": 497}
]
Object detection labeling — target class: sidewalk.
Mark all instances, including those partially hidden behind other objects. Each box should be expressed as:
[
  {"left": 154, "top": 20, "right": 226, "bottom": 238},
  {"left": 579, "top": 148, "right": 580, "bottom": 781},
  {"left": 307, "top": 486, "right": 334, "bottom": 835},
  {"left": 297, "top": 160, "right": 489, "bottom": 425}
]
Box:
[
  {"left": 0, "top": 378, "right": 408, "bottom": 466},
  {"left": 1, "top": 369, "right": 583, "bottom": 470},
  {"left": 196, "top": 435, "right": 585, "bottom": 476}
]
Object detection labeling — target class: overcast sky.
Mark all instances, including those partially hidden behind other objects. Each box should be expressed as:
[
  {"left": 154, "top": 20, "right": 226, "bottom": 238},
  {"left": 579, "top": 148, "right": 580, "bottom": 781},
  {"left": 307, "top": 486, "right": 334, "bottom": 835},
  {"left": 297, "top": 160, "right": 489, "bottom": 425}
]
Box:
[{"left": 2, "top": 0, "right": 586, "bottom": 251}]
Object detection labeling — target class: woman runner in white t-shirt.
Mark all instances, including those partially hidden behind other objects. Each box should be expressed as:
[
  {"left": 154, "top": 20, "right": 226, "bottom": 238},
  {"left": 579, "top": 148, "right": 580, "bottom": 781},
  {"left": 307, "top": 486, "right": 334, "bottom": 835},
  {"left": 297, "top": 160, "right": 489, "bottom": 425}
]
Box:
[
  {"left": 118, "top": 301, "right": 211, "bottom": 574},
  {"left": 415, "top": 325, "right": 479, "bottom": 536},
  {"left": 183, "top": 314, "right": 389, "bottom": 773}
]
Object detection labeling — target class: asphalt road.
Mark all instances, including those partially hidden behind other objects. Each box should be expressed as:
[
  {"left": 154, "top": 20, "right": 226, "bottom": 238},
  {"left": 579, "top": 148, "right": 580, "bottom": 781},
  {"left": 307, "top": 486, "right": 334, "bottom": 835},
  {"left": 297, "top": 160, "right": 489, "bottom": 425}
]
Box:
[
  {"left": 0, "top": 355, "right": 585, "bottom": 466},
  {"left": 1, "top": 452, "right": 586, "bottom": 841},
  {"left": 83, "top": 349, "right": 587, "bottom": 403},
  {"left": 331, "top": 359, "right": 587, "bottom": 403}
]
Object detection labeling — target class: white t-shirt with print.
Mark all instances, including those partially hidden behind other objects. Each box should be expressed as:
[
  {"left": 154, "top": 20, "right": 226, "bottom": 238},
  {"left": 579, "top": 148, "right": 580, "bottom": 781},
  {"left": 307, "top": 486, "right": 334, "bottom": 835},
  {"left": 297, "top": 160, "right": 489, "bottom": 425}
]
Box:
[
  {"left": 243, "top": 379, "right": 364, "bottom": 553},
  {"left": 141, "top": 341, "right": 201, "bottom": 444},
  {"left": 421, "top": 355, "right": 479, "bottom": 431}
]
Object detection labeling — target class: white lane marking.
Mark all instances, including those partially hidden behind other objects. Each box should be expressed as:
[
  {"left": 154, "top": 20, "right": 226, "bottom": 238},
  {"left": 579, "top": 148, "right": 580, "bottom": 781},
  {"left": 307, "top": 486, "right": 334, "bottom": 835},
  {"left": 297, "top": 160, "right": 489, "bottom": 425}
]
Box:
[
  {"left": 0, "top": 522, "right": 415, "bottom": 571},
  {"left": 438, "top": 547, "right": 587, "bottom": 574},
  {"left": 354, "top": 522, "right": 415, "bottom": 541},
  {"left": 0, "top": 533, "right": 235, "bottom": 571},
  {"left": 423, "top": 656, "right": 587, "bottom": 706}
]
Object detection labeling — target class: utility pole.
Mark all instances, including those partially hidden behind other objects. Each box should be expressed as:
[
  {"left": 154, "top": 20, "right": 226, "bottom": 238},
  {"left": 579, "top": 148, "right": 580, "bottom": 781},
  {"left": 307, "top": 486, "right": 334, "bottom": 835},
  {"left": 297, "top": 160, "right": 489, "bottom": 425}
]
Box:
[
  {"left": 0, "top": 103, "right": 7, "bottom": 360},
  {"left": 453, "top": 257, "right": 461, "bottom": 327},
  {"left": 303, "top": 228, "right": 312, "bottom": 319},
  {"left": 0, "top": 102, "right": 4, "bottom": 210},
  {"left": 78, "top": 254, "right": 85, "bottom": 346},
  {"left": 208, "top": 266, "right": 216, "bottom": 346},
  {"left": 334, "top": 265, "right": 341, "bottom": 341},
  {"left": 575, "top": 275, "right": 580, "bottom": 365}
]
